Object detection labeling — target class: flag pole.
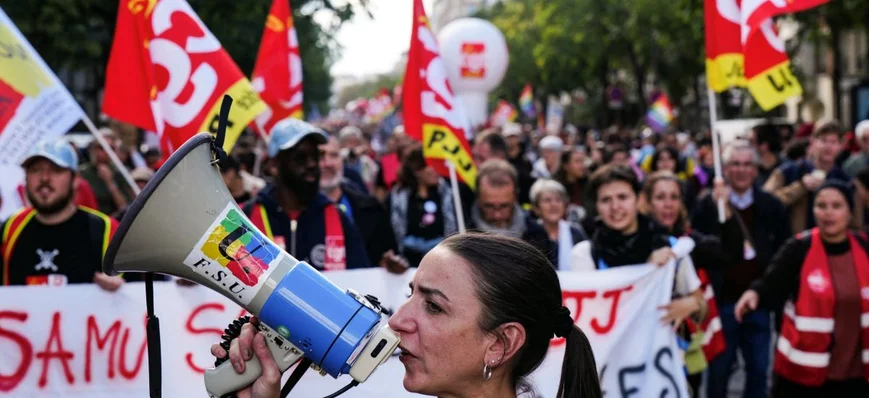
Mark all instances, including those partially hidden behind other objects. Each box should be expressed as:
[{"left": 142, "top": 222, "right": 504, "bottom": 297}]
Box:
[
  {"left": 446, "top": 160, "right": 466, "bottom": 234},
  {"left": 81, "top": 116, "right": 142, "bottom": 195},
  {"left": 706, "top": 87, "right": 726, "bottom": 223}
]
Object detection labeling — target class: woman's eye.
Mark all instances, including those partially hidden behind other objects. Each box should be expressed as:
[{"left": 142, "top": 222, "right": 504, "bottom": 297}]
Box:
[{"left": 426, "top": 301, "right": 443, "bottom": 314}]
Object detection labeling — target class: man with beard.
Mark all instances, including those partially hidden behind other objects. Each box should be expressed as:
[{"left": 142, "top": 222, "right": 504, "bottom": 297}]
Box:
[
  {"left": 245, "top": 119, "right": 370, "bottom": 270},
  {"left": 319, "top": 136, "right": 407, "bottom": 273},
  {"left": 1, "top": 140, "right": 124, "bottom": 290}
]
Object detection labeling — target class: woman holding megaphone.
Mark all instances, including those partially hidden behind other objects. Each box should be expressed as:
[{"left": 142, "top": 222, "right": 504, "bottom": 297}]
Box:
[
  {"left": 735, "top": 181, "right": 869, "bottom": 397},
  {"left": 212, "top": 233, "right": 602, "bottom": 398}
]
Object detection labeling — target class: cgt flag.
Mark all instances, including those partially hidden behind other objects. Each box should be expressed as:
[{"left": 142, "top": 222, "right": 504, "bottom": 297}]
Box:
[
  {"left": 704, "top": 0, "right": 746, "bottom": 92},
  {"left": 742, "top": 0, "right": 831, "bottom": 31},
  {"left": 103, "top": 0, "right": 266, "bottom": 156},
  {"left": 743, "top": 19, "right": 802, "bottom": 110},
  {"left": 251, "top": 0, "right": 304, "bottom": 137},
  {"left": 402, "top": 0, "right": 477, "bottom": 189}
]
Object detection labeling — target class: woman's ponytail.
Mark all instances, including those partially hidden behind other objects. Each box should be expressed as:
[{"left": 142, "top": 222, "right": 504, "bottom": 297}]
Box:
[{"left": 557, "top": 325, "right": 602, "bottom": 398}]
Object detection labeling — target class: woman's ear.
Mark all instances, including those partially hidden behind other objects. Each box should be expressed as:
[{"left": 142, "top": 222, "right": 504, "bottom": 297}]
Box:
[{"left": 485, "top": 322, "right": 526, "bottom": 368}]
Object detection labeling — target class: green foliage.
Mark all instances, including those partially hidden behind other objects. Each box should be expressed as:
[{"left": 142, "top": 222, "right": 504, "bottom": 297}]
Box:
[{"left": 0, "top": 0, "right": 359, "bottom": 116}]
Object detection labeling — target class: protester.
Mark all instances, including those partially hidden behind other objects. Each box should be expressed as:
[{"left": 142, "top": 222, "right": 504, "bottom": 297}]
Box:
[
  {"left": 641, "top": 171, "right": 730, "bottom": 396},
  {"left": 320, "top": 135, "right": 407, "bottom": 273},
  {"left": 529, "top": 179, "right": 587, "bottom": 269},
  {"left": 339, "top": 125, "right": 379, "bottom": 192},
  {"left": 764, "top": 120, "right": 854, "bottom": 233},
  {"left": 220, "top": 156, "right": 253, "bottom": 204},
  {"left": 468, "top": 159, "right": 549, "bottom": 257},
  {"left": 692, "top": 140, "right": 790, "bottom": 398},
  {"left": 748, "top": 123, "right": 784, "bottom": 185},
  {"left": 244, "top": 118, "right": 370, "bottom": 270},
  {"left": 532, "top": 135, "right": 563, "bottom": 178},
  {"left": 569, "top": 164, "right": 705, "bottom": 329},
  {"left": 79, "top": 129, "right": 134, "bottom": 217},
  {"left": 1, "top": 140, "right": 124, "bottom": 291},
  {"left": 389, "top": 146, "right": 458, "bottom": 268},
  {"left": 641, "top": 146, "right": 701, "bottom": 210},
  {"left": 736, "top": 181, "right": 869, "bottom": 397},
  {"left": 502, "top": 122, "right": 533, "bottom": 176},
  {"left": 474, "top": 129, "right": 533, "bottom": 207},
  {"left": 212, "top": 234, "right": 602, "bottom": 398},
  {"left": 553, "top": 147, "right": 589, "bottom": 211},
  {"left": 842, "top": 120, "right": 869, "bottom": 177}
]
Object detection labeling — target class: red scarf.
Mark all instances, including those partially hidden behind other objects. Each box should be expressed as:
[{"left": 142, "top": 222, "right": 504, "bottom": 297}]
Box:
[{"left": 774, "top": 228, "right": 869, "bottom": 386}]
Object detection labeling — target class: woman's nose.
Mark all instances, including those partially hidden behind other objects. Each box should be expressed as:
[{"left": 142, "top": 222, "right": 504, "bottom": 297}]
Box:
[{"left": 387, "top": 302, "right": 414, "bottom": 334}]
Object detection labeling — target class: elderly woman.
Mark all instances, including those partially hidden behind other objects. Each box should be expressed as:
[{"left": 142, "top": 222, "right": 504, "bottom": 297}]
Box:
[
  {"left": 213, "top": 234, "right": 603, "bottom": 398},
  {"left": 570, "top": 165, "right": 705, "bottom": 329},
  {"left": 736, "top": 181, "right": 869, "bottom": 397},
  {"left": 529, "top": 179, "right": 587, "bottom": 269}
]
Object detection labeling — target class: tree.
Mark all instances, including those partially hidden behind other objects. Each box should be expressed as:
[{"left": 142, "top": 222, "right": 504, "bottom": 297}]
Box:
[{"left": 0, "top": 0, "right": 362, "bottom": 119}]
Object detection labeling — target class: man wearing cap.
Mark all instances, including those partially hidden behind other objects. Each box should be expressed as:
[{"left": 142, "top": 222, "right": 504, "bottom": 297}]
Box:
[
  {"left": 532, "top": 135, "right": 564, "bottom": 179},
  {"left": 502, "top": 122, "right": 533, "bottom": 177},
  {"left": 79, "top": 129, "right": 134, "bottom": 217},
  {"left": 1, "top": 140, "right": 124, "bottom": 291},
  {"left": 245, "top": 119, "right": 371, "bottom": 270}
]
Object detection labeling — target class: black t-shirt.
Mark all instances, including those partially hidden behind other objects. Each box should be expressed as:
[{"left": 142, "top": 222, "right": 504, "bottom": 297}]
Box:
[
  {"left": 4, "top": 210, "right": 105, "bottom": 285},
  {"left": 405, "top": 188, "right": 444, "bottom": 267}
]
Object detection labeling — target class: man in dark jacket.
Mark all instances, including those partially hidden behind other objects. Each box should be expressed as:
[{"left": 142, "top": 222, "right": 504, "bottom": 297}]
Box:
[
  {"left": 319, "top": 135, "right": 407, "bottom": 273},
  {"left": 691, "top": 140, "right": 791, "bottom": 398},
  {"left": 467, "top": 159, "right": 550, "bottom": 259},
  {"left": 244, "top": 119, "right": 370, "bottom": 270}
]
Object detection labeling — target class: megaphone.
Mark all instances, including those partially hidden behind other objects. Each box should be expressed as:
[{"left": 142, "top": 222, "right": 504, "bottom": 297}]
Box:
[{"left": 103, "top": 133, "right": 399, "bottom": 397}]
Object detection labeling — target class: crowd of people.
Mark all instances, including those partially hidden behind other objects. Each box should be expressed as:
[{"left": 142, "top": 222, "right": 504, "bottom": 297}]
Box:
[{"left": 3, "top": 112, "right": 869, "bottom": 397}]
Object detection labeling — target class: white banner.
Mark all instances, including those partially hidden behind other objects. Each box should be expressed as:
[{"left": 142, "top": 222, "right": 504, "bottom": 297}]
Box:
[
  {"left": 0, "top": 266, "right": 687, "bottom": 397},
  {"left": 0, "top": 7, "right": 86, "bottom": 220}
]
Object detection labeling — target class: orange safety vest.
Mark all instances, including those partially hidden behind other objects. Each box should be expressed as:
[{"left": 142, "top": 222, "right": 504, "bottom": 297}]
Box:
[
  {"left": 2, "top": 206, "right": 116, "bottom": 285},
  {"left": 774, "top": 228, "right": 869, "bottom": 386}
]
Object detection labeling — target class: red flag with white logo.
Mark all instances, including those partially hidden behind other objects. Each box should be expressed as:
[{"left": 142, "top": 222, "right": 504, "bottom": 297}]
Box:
[
  {"left": 403, "top": 0, "right": 477, "bottom": 189},
  {"left": 251, "top": 0, "right": 304, "bottom": 137},
  {"left": 103, "top": 0, "right": 266, "bottom": 156}
]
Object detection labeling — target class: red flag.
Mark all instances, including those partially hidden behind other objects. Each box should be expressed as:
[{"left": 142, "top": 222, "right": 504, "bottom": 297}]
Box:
[
  {"left": 743, "top": 0, "right": 830, "bottom": 31},
  {"left": 704, "top": 0, "right": 746, "bottom": 92},
  {"left": 402, "top": 0, "right": 477, "bottom": 189},
  {"left": 743, "top": 18, "right": 802, "bottom": 110},
  {"left": 489, "top": 100, "right": 517, "bottom": 127},
  {"left": 103, "top": 0, "right": 266, "bottom": 155},
  {"left": 251, "top": 0, "right": 304, "bottom": 137}
]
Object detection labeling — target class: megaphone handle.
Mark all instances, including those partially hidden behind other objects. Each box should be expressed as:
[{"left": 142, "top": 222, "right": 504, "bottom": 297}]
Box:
[{"left": 205, "top": 324, "right": 303, "bottom": 398}]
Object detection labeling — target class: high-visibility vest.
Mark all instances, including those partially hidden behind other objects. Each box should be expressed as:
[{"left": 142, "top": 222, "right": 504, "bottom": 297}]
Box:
[
  {"left": 2, "top": 206, "right": 115, "bottom": 285},
  {"left": 773, "top": 228, "right": 869, "bottom": 386}
]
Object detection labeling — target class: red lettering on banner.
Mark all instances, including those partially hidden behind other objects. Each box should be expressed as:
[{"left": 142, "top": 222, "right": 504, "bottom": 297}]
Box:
[
  {"left": 85, "top": 315, "right": 121, "bottom": 382},
  {"left": 0, "top": 311, "right": 32, "bottom": 392},
  {"left": 185, "top": 303, "right": 226, "bottom": 373},
  {"left": 117, "top": 317, "right": 148, "bottom": 379},
  {"left": 35, "top": 312, "right": 74, "bottom": 387},
  {"left": 590, "top": 286, "right": 633, "bottom": 335}
]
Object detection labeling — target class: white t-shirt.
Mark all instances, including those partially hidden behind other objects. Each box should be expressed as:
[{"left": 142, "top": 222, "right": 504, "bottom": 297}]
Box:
[{"left": 568, "top": 239, "right": 702, "bottom": 296}]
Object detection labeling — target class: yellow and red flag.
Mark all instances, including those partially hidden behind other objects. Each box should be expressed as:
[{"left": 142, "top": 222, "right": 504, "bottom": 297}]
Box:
[
  {"left": 251, "top": 0, "right": 304, "bottom": 136},
  {"left": 403, "top": 0, "right": 477, "bottom": 189},
  {"left": 743, "top": 19, "right": 802, "bottom": 110},
  {"left": 742, "top": 0, "right": 831, "bottom": 30},
  {"left": 489, "top": 100, "right": 517, "bottom": 127},
  {"left": 103, "top": 0, "right": 266, "bottom": 156},
  {"left": 704, "top": 0, "right": 746, "bottom": 92}
]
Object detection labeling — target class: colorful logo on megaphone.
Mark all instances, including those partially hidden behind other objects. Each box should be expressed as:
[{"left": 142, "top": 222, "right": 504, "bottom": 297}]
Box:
[
  {"left": 184, "top": 204, "right": 282, "bottom": 304},
  {"left": 200, "top": 208, "right": 278, "bottom": 286}
]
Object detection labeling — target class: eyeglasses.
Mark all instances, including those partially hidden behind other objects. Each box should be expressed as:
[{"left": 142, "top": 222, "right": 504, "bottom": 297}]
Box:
[
  {"left": 479, "top": 202, "right": 513, "bottom": 213},
  {"left": 726, "top": 161, "right": 755, "bottom": 168}
]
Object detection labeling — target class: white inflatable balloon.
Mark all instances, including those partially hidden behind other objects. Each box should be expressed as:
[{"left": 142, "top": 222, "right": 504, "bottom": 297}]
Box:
[{"left": 437, "top": 18, "right": 508, "bottom": 128}]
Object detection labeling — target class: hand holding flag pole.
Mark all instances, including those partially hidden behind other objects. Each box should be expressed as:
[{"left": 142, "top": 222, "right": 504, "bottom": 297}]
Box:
[{"left": 707, "top": 88, "right": 726, "bottom": 224}]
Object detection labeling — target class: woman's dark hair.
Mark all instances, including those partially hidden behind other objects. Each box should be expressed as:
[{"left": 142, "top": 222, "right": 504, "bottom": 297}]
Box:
[
  {"left": 587, "top": 164, "right": 640, "bottom": 204},
  {"left": 785, "top": 138, "right": 810, "bottom": 161},
  {"left": 397, "top": 145, "right": 427, "bottom": 189},
  {"left": 442, "top": 233, "right": 601, "bottom": 398},
  {"left": 553, "top": 148, "right": 581, "bottom": 184},
  {"left": 753, "top": 123, "right": 782, "bottom": 153},
  {"left": 602, "top": 143, "right": 628, "bottom": 164},
  {"left": 650, "top": 146, "right": 683, "bottom": 173}
]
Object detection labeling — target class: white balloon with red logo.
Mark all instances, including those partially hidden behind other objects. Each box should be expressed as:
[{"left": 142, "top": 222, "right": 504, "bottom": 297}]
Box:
[{"left": 437, "top": 18, "right": 508, "bottom": 129}]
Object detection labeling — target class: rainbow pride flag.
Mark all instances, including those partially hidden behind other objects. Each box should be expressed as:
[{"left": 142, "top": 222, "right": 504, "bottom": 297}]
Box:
[
  {"left": 519, "top": 83, "right": 534, "bottom": 118},
  {"left": 645, "top": 93, "right": 674, "bottom": 133}
]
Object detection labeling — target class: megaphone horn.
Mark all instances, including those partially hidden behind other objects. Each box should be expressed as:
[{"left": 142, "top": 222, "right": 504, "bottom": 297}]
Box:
[{"left": 104, "top": 128, "right": 398, "bottom": 396}]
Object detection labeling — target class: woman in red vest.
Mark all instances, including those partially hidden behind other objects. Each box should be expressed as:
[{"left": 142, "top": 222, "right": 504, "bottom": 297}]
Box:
[{"left": 736, "top": 180, "right": 869, "bottom": 396}]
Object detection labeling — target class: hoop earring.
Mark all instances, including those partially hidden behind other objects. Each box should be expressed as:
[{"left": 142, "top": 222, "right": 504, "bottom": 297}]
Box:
[{"left": 483, "top": 363, "right": 493, "bottom": 380}]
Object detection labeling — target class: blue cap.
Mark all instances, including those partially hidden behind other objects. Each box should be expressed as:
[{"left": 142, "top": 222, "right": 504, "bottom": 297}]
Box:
[
  {"left": 267, "top": 118, "right": 328, "bottom": 158},
  {"left": 21, "top": 139, "right": 79, "bottom": 171}
]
